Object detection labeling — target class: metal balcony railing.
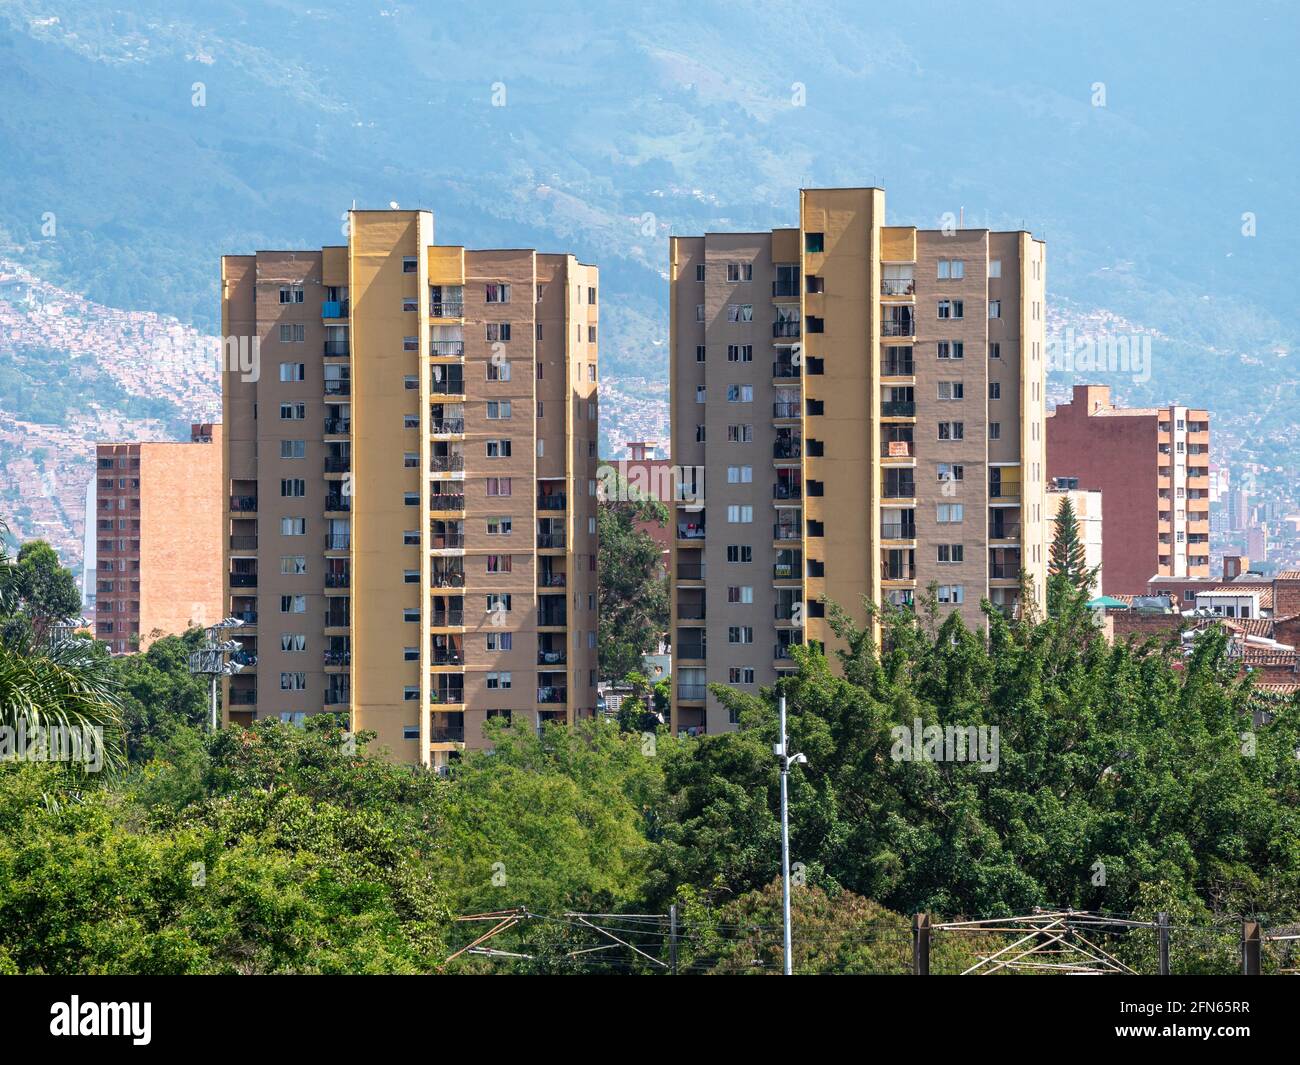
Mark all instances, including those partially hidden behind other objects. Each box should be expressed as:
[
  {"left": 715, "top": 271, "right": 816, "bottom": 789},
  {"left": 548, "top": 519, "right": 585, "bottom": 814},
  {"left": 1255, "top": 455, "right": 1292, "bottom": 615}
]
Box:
[
  {"left": 881, "top": 320, "right": 915, "bottom": 337},
  {"left": 880, "top": 278, "right": 916, "bottom": 296},
  {"left": 430, "top": 302, "right": 464, "bottom": 318},
  {"left": 323, "top": 339, "right": 350, "bottom": 356},
  {"left": 882, "top": 401, "right": 916, "bottom": 417},
  {"left": 677, "top": 684, "right": 707, "bottom": 701},
  {"left": 230, "top": 496, "right": 258, "bottom": 512}
]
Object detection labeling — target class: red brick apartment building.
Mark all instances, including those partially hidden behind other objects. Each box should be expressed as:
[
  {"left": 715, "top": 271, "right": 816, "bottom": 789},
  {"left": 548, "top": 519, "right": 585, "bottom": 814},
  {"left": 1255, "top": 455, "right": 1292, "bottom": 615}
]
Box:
[
  {"left": 1047, "top": 384, "right": 1209, "bottom": 594},
  {"left": 92, "top": 424, "right": 223, "bottom": 653}
]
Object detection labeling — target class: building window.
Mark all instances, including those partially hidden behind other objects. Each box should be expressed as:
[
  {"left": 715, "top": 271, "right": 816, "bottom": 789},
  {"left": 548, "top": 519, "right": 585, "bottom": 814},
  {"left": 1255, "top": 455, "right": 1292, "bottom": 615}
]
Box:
[
  {"left": 486, "top": 555, "right": 512, "bottom": 573},
  {"left": 726, "top": 546, "right": 753, "bottom": 563},
  {"left": 487, "top": 361, "right": 511, "bottom": 381},
  {"left": 727, "top": 586, "right": 754, "bottom": 604},
  {"left": 487, "top": 517, "right": 512, "bottom": 536},
  {"left": 937, "top": 260, "right": 964, "bottom": 280},
  {"left": 937, "top": 422, "right": 964, "bottom": 441},
  {"left": 726, "top": 384, "right": 754, "bottom": 403},
  {"left": 726, "top": 304, "right": 754, "bottom": 323},
  {"left": 728, "top": 626, "right": 755, "bottom": 644},
  {"left": 280, "top": 478, "right": 307, "bottom": 497},
  {"left": 936, "top": 504, "right": 964, "bottom": 523},
  {"left": 486, "top": 439, "right": 512, "bottom": 458},
  {"left": 989, "top": 382, "right": 1001, "bottom": 400},
  {"left": 486, "top": 400, "right": 511, "bottom": 419},
  {"left": 278, "top": 285, "right": 305, "bottom": 304},
  {"left": 280, "top": 672, "right": 307, "bottom": 691},
  {"left": 402, "top": 256, "right": 418, "bottom": 273},
  {"left": 727, "top": 344, "right": 753, "bottom": 362},
  {"left": 937, "top": 381, "right": 964, "bottom": 400},
  {"left": 805, "top": 232, "right": 824, "bottom": 253},
  {"left": 937, "top": 544, "right": 964, "bottom": 563},
  {"left": 989, "top": 342, "right": 1001, "bottom": 359},
  {"left": 280, "top": 556, "right": 307, "bottom": 575},
  {"left": 486, "top": 477, "right": 511, "bottom": 496},
  {"left": 280, "top": 595, "right": 307, "bottom": 614},
  {"left": 696, "top": 264, "right": 706, "bottom": 282},
  {"left": 937, "top": 463, "right": 964, "bottom": 482},
  {"left": 990, "top": 422, "right": 1002, "bottom": 440},
  {"left": 487, "top": 632, "right": 513, "bottom": 651},
  {"left": 280, "top": 634, "right": 307, "bottom": 652},
  {"left": 937, "top": 299, "right": 964, "bottom": 319},
  {"left": 281, "top": 517, "right": 306, "bottom": 536},
  {"left": 486, "top": 672, "right": 512, "bottom": 689},
  {"left": 280, "top": 440, "right": 306, "bottom": 458},
  {"left": 278, "top": 323, "right": 305, "bottom": 343},
  {"left": 279, "top": 362, "right": 306, "bottom": 382},
  {"left": 936, "top": 341, "right": 964, "bottom": 360},
  {"left": 279, "top": 402, "right": 306, "bottom": 420},
  {"left": 485, "top": 283, "right": 511, "bottom": 303},
  {"left": 989, "top": 259, "right": 1001, "bottom": 278},
  {"left": 937, "top": 585, "right": 965, "bottom": 604},
  {"left": 989, "top": 300, "right": 1001, "bottom": 319}
]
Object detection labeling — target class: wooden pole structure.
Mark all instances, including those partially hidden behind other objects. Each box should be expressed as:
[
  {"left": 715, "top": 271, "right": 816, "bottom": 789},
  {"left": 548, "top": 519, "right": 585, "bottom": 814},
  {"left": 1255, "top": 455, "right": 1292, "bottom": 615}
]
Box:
[
  {"left": 1242, "top": 920, "right": 1261, "bottom": 976},
  {"left": 913, "top": 912, "right": 931, "bottom": 975},
  {"left": 1157, "top": 912, "right": 1170, "bottom": 975}
]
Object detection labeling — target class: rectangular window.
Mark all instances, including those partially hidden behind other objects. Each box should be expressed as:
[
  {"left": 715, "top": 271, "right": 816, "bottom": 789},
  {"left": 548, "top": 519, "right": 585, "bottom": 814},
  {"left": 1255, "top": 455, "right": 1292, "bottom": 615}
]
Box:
[
  {"left": 486, "top": 439, "right": 512, "bottom": 458},
  {"left": 989, "top": 259, "right": 1002, "bottom": 279},
  {"left": 989, "top": 382, "right": 1001, "bottom": 400},
  {"left": 485, "top": 283, "right": 511, "bottom": 303},
  {"left": 279, "top": 362, "right": 305, "bottom": 382},
  {"left": 937, "top": 585, "right": 965, "bottom": 604},
  {"left": 937, "top": 381, "right": 964, "bottom": 400},
  {"left": 279, "top": 402, "right": 306, "bottom": 420},
  {"left": 486, "top": 555, "right": 512, "bottom": 573},
  {"left": 280, "top": 595, "right": 307, "bottom": 614},
  {"left": 486, "top": 400, "right": 512, "bottom": 419},
  {"left": 402, "top": 256, "right": 418, "bottom": 273},
  {"left": 989, "top": 342, "right": 1001, "bottom": 359},
  {"left": 278, "top": 285, "right": 305, "bottom": 304},
  {"left": 726, "top": 384, "right": 754, "bottom": 403},
  {"left": 280, "top": 439, "right": 306, "bottom": 458},
  {"left": 937, "top": 422, "right": 965, "bottom": 441},
  {"left": 487, "top": 361, "right": 511, "bottom": 381},
  {"left": 726, "top": 545, "right": 753, "bottom": 563},
  {"left": 936, "top": 341, "right": 964, "bottom": 360},
  {"left": 726, "top": 466, "right": 753, "bottom": 483},
  {"left": 280, "top": 556, "right": 307, "bottom": 575},
  {"left": 487, "top": 517, "right": 513, "bottom": 535},
  {"left": 937, "top": 463, "right": 964, "bottom": 482},
  {"left": 280, "top": 672, "right": 308, "bottom": 691},
  {"left": 486, "top": 477, "right": 512, "bottom": 496},
  {"left": 280, "top": 478, "right": 307, "bottom": 497},
  {"left": 989, "top": 300, "right": 1001, "bottom": 319},
  {"left": 728, "top": 626, "right": 755, "bottom": 644},
  {"left": 278, "top": 323, "right": 305, "bottom": 343},
  {"left": 486, "top": 671, "right": 513, "bottom": 690},
  {"left": 936, "top": 504, "right": 965, "bottom": 523},
  {"left": 280, "top": 634, "right": 307, "bottom": 652},
  {"left": 989, "top": 422, "right": 1002, "bottom": 440},
  {"left": 727, "top": 344, "right": 754, "bottom": 363},
  {"left": 487, "top": 632, "right": 513, "bottom": 651},
  {"left": 727, "top": 586, "right": 755, "bottom": 604},
  {"left": 281, "top": 517, "right": 306, "bottom": 536},
  {"left": 937, "top": 544, "right": 964, "bottom": 563},
  {"left": 726, "top": 505, "right": 754, "bottom": 523}
]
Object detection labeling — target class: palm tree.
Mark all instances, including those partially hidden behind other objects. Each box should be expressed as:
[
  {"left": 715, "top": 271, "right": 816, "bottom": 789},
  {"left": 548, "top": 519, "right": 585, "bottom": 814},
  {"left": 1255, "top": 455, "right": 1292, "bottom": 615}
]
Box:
[{"left": 0, "top": 519, "right": 123, "bottom": 769}]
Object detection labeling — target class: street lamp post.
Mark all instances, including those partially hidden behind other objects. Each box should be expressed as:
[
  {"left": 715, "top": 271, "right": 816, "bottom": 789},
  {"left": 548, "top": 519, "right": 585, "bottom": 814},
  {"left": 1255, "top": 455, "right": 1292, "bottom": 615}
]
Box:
[
  {"left": 187, "top": 618, "right": 246, "bottom": 731},
  {"left": 774, "top": 693, "right": 807, "bottom": 976}
]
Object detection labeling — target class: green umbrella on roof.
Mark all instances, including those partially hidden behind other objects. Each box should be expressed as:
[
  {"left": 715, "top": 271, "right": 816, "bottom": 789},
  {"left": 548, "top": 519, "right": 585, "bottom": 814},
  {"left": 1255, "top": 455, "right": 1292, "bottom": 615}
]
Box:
[{"left": 1086, "top": 595, "right": 1129, "bottom": 609}]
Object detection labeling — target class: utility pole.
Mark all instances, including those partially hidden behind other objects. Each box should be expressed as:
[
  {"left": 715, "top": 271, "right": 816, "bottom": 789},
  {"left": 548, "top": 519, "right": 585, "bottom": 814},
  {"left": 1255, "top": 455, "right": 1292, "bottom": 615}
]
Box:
[
  {"left": 668, "top": 903, "right": 678, "bottom": 976},
  {"left": 775, "top": 694, "right": 806, "bottom": 975}
]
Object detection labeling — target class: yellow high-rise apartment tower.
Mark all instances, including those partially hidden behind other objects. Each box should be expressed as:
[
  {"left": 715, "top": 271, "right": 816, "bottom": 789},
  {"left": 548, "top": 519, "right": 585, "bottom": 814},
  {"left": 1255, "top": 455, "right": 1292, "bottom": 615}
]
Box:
[
  {"left": 669, "top": 188, "right": 1048, "bottom": 735},
  {"left": 222, "top": 210, "right": 600, "bottom": 768}
]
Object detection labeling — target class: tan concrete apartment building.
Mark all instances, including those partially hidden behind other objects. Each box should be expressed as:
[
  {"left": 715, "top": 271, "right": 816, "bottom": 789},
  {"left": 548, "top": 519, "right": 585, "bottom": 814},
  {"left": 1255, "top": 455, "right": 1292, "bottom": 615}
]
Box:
[
  {"left": 92, "top": 423, "right": 223, "bottom": 653},
  {"left": 1046, "top": 384, "right": 1210, "bottom": 594},
  {"left": 221, "top": 210, "right": 599, "bottom": 768},
  {"left": 669, "top": 187, "right": 1048, "bottom": 735}
]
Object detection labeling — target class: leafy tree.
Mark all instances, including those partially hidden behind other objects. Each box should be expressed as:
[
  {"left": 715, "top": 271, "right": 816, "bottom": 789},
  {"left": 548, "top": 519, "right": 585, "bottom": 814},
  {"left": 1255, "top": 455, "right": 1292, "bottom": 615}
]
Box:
[
  {"left": 597, "top": 499, "right": 669, "bottom": 682},
  {"left": 109, "top": 629, "right": 212, "bottom": 762},
  {"left": 1, "top": 539, "right": 82, "bottom": 641}
]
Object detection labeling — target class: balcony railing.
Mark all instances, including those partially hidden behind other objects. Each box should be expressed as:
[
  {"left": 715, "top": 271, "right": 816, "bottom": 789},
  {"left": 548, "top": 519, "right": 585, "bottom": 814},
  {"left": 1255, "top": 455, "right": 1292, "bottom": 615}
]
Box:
[
  {"left": 431, "top": 648, "right": 465, "bottom": 666},
  {"left": 431, "top": 570, "right": 466, "bottom": 588},
  {"left": 882, "top": 564, "right": 916, "bottom": 581},
  {"left": 880, "top": 278, "right": 915, "bottom": 296},
  {"left": 430, "top": 302, "right": 464, "bottom": 318},
  {"left": 322, "top": 300, "right": 349, "bottom": 318},
  {"left": 325, "top": 533, "right": 351, "bottom": 550},
  {"left": 324, "top": 690, "right": 350, "bottom": 706},
  {"left": 774, "top": 642, "right": 800, "bottom": 661},
  {"left": 229, "top": 572, "right": 258, "bottom": 588},
  {"left": 430, "top": 612, "right": 465, "bottom": 628},
  {"left": 677, "top": 684, "right": 707, "bottom": 701},
  {"left": 539, "top": 572, "right": 567, "bottom": 588},
  {"left": 676, "top": 643, "right": 706, "bottom": 660},
  {"left": 324, "top": 612, "right": 350, "bottom": 629},
  {"left": 677, "top": 603, "right": 706, "bottom": 620},
  {"left": 989, "top": 563, "right": 1021, "bottom": 579},
  {"left": 229, "top": 535, "right": 258, "bottom": 551},
  {"left": 324, "top": 379, "right": 351, "bottom": 396},
  {"left": 677, "top": 563, "right": 705, "bottom": 580},
  {"left": 773, "top": 439, "right": 802, "bottom": 459},
  {"left": 880, "top": 522, "right": 917, "bottom": 539},
  {"left": 324, "top": 417, "right": 351, "bottom": 434},
  {"left": 989, "top": 483, "right": 1021, "bottom": 501},
  {"left": 773, "top": 562, "right": 799, "bottom": 580},
  {"left": 537, "top": 687, "right": 567, "bottom": 704},
  {"left": 324, "top": 455, "right": 351, "bottom": 473},
  {"left": 538, "top": 611, "right": 568, "bottom": 628},
  {"left": 537, "top": 494, "right": 567, "bottom": 511},
  {"left": 431, "top": 688, "right": 465, "bottom": 705},
  {"left": 323, "top": 339, "right": 350, "bottom": 356},
  {"left": 231, "top": 610, "right": 258, "bottom": 624},
  {"left": 774, "top": 523, "right": 801, "bottom": 541},
  {"left": 676, "top": 524, "right": 706, "bottom": 540},
  {"left": 882, "top": 439, "right": 915, "bottom": 458},
  {"left": 430, "top": 341, "right": 465, "bottom": 357},
  {"left": 773, "top": 360, "right": 800, "bottom": 379},
  {"left": 772, "top": 320, "right": 801, "bottom": 338},
  {"left": 228, "top": 689, "right": 257, "bottom": 705},
  {"left": 881, "top": 320, "right": 915, "bottom": 337},
  {"left": 537, "top": 648, "right": 567, "bottom": 665},
  {"left": 881, "top": 401, "right": 916, "bottom": 417},
  {"left": 990, "top": 522, "right": 1022, "bottom": 540},
  {"left": 430, "top": 418, "right": 465, "bottom": 434},
  {"left": 429, "top": 532, "right": 465, "bottom": 549},
  {"left": 429, "top": 375, "right": 466, "bottom": 394},
  {"left": 429, "top": 495, "right": 466, "bottom": 511},
  {"left": 882, "top": 359, "right": 915, "bottom": 376},
  {"left": 537, "top": 532, "right": 566, "bottom": 549},
  {"left": 773, "top": 482, "right": 802, "bottom": 500},
  {"left": 230, "top": 495, "right": 258, "bottom": 512},
  {"left": 429, "top": 455, "right": 465, "bottom": 472},
  {"left": 773, "top": 402, "right": 801, "bottom": 418},
  {"left": 324, "top": 650, "right": 351, "bottom": 667},
  {"left": 325, "top": 495, "right": 351, "bottom": 512},
  {"left": 431, "top": 727, "right": 465, "bottom": 743},
  {"left": 325, "top": 571, "right": 351, "bottom": 589}
]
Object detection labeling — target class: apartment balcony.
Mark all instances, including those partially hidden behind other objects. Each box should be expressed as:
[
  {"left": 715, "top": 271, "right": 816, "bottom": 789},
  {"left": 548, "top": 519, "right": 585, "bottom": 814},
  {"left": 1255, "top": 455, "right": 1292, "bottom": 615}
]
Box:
[
  {"left": 773, "top": 360, "right": 801, "bottom": 379},
  {"left": 677, "top": 562, "right": 705, "bottom": 581},
  {"left": 774, "top": 601, "right": 801, "bottom": 622},
  {"left": 431, "top": 646, "right": 465, "bottom": 666},
  {"left": 538, "top": 647, "right": 567, "bottom": 666},
  {"left": 431, "top": 687, "right": 466, "bottom": 706},
  {"left": 773, "top": 482, "right": 802, "bottom": 501},
  {"left": 430, "top": 301, "right": 464, "bottom": 318},
  {"left": 772, "top": 279, "right": 800, "bottom": 298},
  {"left": 881, "top": 401, "right": 916, "bottom": 417},
  {"left": 429, "top": 373, "right": 466, "bottom": 394},
  {"left": 539, "top": 570, "right": 567, "bottom": 589},
  {"left": 772, "top": 320, "right": 801, "bottom": 339},
  {"left": 324, "top": 378, "right": 351, "bottom": 397},
  {"left": 324, "top": 649, "right": 351, "bottom": 668},
  {"left": 677, "top": 684, "right": 707, "bottom": 701},
  {"left": 228, "top": 689, "right": 257, "bottom": 706},
  {"left": 676, "top": 642, "right": 706, "bottom": 661},
  {"left": 231, "top": 609, "right": 258, "bottom": 625},
  {"left": 989, "top": 520, "right": 1021, "bottom": 541},
  {"left": 325, "top": 532, "right": 351, "bottom": 551},
  {"left": 880, "top": 278, "right": 916, "bottom": 297},
  {"left": 430, "top": 608, "right": 465, "bottom": 627},
  {"left": 324, "top": 608, "right": 351, "bottom": 629},
  {"left": 230, "top": 648, "right": 257, "bottom": 668},
  {"left": 324, "top": 455, "right": 351, "bottom": 473},
  {"left": 773, "top": 401, "right": 801, "bottom": 419},
  {"left": 774, "top": 642, "right": 800, "bottom": 662},
  {"left": 324, "top": 688, "right": 351, "bottom": 707},
  {"left": 773, "top": 438, "right": 802, "bottom": 460},
  {"left": 989, "top": 563, "right": 1021, "bottom": 580},
  {"left": 430, "top": 341, "right": 465, "bottom": 356},
  {"left": 430, "top": 411, "right": 466, "bottom": 435},
  {"left": 538, "top": 606, "right": 568, "bottom": 628},
  {"left": 323, "top": 339, "right": 350, "bottom": 357},
  {"left": 429, "top": 494, "right": 466, "bottom": 512},
  {"left": 428, "top": 530, "right": 466, "bottom": 549},
  {"left": 881, "top": 320, "right": 915, "bottom": 338},
  {"left": 774, "top": 523, "right": 801, "bottom": 542},
  {"left": 989, "top": 478, "right": 1021, "bottom": 503},
  {"left": 676, "top": 520, "right": 706, "bottom": 541},
  {"left": 324, "top": 417, "right": 351, "bottom": 435},
  {"left": 230, "top": 495, "right": 258, "bottom": 513},
  {"left": 881, "top": 521, "right": 917, "bottom": 540},
  {"left": 537, "top": 686, "right": 567, "bottom": 705},
  {"left": 430, "top": 568, "right": 466, "bottom": 589},
  {"left": 229, "top": 572, "right": 258, "bottom": 589},
  {"left": 429, "top": 454, "right": 465, "bottom": 473},
  {"left": 881, "top": 562, "right": 917, "bottom": 582},
  {"left": 322, "top": 300, "right": 349, "bottom": 319},
  {"left": 324, "top": 493, "right": 351, "bottom": 513},
  {"left": 773, "top": 557, "right": 801, "bottom": 581},
  {"left": 537, "top": 531, "right": 566, "bottom": 549},
  {"left": 431, "top": 725, "right": 465, "bottom": 743},
  {"left": 537, "top": 493, "right": 567, "bottom": 511},
  {"left": 325, "top": 569, "right": 351, "bottom": 589},
  {"left": 677, "top": 603, "right": 706, "bottom": 621},
  {"left": 229, "top": 534, "right": 258, "bottom": 551},
  {"left": 882, "top": 438, "right": 915, "bottom": 458},
  {"left": 882, "top": 358, "right": 915, "bottom": 377}
]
